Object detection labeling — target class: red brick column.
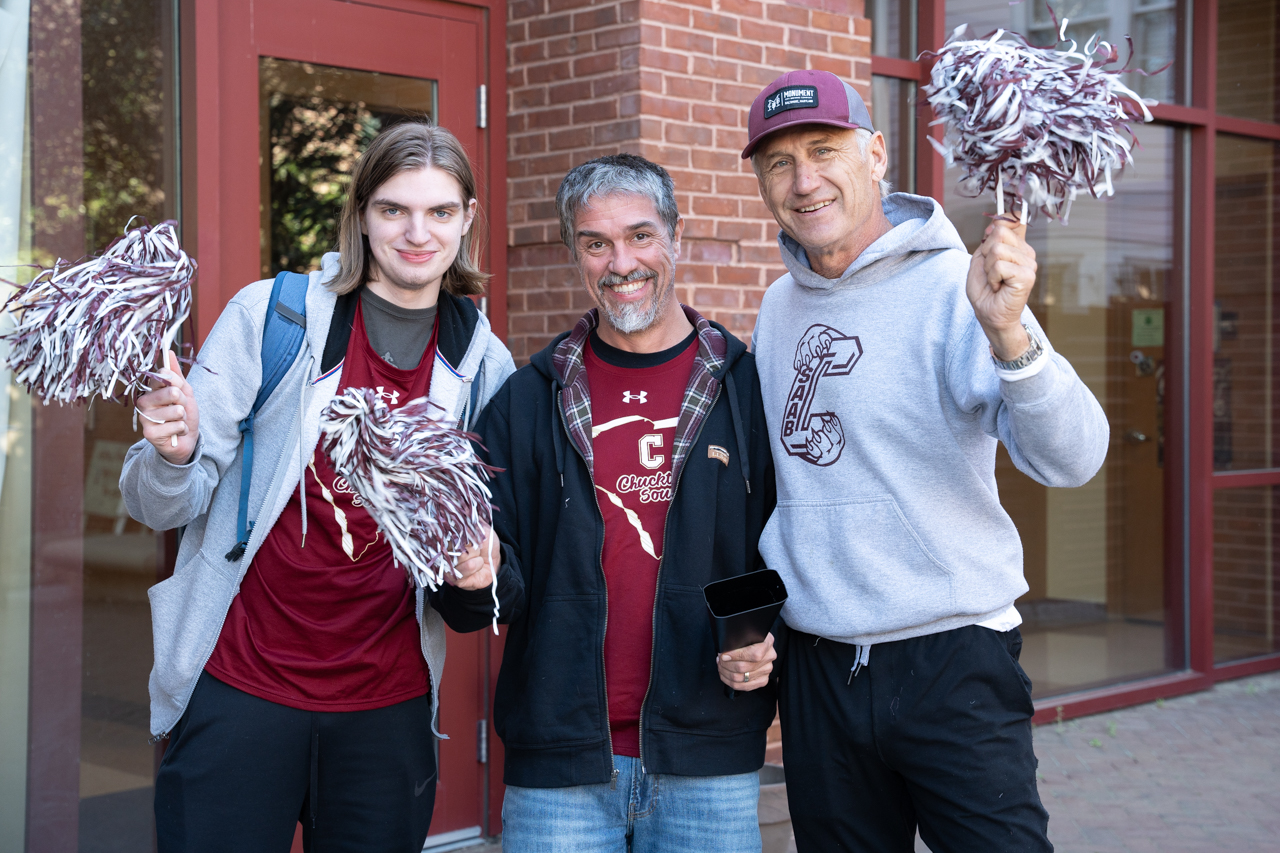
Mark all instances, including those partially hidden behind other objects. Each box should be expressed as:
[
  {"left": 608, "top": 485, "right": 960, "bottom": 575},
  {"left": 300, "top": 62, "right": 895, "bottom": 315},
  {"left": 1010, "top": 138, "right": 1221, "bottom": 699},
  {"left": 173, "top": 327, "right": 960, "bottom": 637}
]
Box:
[{"left": 506, "top": 0, "right": 871, "bottom": 362}]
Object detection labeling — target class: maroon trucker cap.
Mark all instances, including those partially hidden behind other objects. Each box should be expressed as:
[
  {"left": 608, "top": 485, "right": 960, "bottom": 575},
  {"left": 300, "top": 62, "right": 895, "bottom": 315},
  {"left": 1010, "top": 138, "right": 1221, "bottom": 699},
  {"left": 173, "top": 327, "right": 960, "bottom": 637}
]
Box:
[{"left": 741, "top": 69, "right": 874, "bottom": 159}]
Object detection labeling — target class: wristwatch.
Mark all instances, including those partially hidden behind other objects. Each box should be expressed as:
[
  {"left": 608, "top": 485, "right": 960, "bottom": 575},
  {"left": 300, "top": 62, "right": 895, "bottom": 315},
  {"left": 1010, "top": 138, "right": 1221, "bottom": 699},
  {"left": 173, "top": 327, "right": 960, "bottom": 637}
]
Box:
[{"left": 991, "top": 324, "right": 1045, "bottom": 371}]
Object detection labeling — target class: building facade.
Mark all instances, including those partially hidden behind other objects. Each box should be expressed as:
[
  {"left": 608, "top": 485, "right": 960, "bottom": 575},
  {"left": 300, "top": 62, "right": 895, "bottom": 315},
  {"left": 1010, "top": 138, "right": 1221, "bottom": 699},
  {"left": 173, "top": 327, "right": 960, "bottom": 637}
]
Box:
[{"left": 1, "top": 0, "right": 1277, "bottom": 849}]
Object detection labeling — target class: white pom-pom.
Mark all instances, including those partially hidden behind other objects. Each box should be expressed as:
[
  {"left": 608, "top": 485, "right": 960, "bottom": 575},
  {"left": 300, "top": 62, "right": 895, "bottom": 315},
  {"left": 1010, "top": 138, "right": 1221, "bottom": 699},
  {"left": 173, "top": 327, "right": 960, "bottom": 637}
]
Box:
[
  {"left": 922, "top": 21, "right": 1157, "bottom": 223},
  {"left": 320, "top": 387, "right": 497, "bottom": 604},
  {"left": 1, "top": 219, "right": 194, "bottom": 404}
]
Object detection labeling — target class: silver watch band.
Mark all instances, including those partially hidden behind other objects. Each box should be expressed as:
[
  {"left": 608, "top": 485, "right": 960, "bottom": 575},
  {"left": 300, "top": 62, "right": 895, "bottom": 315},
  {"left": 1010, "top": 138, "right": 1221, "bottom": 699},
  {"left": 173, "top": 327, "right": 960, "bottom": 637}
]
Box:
[{"left": 992, "top": 324, "right": 1045, "bottom": 371}]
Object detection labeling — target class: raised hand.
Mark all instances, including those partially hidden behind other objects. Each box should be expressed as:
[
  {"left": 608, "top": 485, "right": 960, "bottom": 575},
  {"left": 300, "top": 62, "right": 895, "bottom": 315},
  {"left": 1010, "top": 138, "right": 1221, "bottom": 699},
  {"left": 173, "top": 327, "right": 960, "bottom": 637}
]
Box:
[
  {"left": 135, "top": 349, "right": 199, "bottom": 464},
  {"left": 966, "top": 218, "right": 1038, "bottom": 360}
]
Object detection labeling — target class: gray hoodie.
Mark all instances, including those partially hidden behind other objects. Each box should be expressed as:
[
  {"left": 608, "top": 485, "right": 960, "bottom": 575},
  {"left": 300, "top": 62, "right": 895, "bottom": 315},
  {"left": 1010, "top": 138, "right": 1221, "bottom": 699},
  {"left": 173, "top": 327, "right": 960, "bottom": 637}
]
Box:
[
  {"left": 752, "top": 194, "right": 1109, "bottom": 646},
  {"left": 120, "top": 253, "right": 515, "bottom": 738}
]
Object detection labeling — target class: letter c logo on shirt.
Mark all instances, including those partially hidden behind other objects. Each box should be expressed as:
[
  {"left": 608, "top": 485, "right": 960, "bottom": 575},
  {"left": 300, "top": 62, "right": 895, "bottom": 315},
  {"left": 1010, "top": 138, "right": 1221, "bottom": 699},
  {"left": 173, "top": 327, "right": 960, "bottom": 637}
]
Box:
[{"left": 639, "top": 434, "right": 664, "bottom": 470}]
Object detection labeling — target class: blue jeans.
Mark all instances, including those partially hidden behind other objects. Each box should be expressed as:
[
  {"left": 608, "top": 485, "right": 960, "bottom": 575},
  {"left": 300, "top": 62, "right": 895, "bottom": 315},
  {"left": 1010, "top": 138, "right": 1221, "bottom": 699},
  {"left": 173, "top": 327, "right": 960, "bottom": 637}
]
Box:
[{"left": 501, "top": 755, "right": 761, "bottom": 853}]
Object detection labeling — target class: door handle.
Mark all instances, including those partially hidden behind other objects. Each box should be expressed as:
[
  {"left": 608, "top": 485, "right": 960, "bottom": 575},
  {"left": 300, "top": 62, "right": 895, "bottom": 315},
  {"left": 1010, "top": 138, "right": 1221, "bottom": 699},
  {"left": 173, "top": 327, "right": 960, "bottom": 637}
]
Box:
[{"left": 1123, "top": 429, "right": 1149, "bottom": 444}]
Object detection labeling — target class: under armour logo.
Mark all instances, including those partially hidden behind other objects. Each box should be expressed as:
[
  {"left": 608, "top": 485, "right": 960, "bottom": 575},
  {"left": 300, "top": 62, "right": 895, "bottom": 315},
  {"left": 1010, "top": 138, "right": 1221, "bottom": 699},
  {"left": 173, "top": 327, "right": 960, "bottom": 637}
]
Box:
[
  {"left": 373, "top": 386, "right": 401, "bottom": 406},
  {"left": 623, "top": 391, "right": 648, "bottom": 404}
]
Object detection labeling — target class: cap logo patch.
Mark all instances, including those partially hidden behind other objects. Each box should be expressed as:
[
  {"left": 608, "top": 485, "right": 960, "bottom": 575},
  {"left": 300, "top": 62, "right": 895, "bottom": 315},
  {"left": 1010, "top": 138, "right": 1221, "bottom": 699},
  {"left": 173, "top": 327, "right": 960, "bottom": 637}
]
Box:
[{"left": 764, "top": 85, "right": 819, "bottom": 119}]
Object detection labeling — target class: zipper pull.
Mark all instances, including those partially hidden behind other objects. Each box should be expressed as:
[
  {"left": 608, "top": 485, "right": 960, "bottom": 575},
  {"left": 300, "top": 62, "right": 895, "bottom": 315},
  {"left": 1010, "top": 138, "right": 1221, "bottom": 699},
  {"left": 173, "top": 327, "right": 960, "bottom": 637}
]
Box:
[{"left": 610, "top": 769, "right": 619, "bottom": 790}]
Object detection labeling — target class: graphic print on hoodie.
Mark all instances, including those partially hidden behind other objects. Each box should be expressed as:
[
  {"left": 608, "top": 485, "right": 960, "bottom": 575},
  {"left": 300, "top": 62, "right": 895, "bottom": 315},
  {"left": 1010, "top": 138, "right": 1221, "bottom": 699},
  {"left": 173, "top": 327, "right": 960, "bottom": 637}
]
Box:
[
  {"left": 782, "top": 324, "right": 863, "bottom": 466},
  {"left": 584, "top": 328, "right": 698, "bottom": 757}
]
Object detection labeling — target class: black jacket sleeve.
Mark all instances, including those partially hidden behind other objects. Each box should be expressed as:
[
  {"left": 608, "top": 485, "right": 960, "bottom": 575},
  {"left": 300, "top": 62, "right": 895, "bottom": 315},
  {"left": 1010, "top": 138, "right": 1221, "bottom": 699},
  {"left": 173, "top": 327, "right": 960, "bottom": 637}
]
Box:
[
  {"left": 428, "top": 543, "right": 524, "bottom": 632},
  {"left": 426, "top": 379, "right": 527, "bottom": 632}
]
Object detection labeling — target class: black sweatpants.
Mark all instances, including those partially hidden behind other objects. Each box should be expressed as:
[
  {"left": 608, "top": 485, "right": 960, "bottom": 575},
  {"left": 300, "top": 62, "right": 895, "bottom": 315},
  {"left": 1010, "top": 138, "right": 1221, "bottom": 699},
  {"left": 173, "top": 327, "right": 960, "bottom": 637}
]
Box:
[
  {"left": 155, "top": 671, "right": 437, "bottom": 853},
  {"left": 779, "top": 626, "right": 1052, "bottom": 853}
]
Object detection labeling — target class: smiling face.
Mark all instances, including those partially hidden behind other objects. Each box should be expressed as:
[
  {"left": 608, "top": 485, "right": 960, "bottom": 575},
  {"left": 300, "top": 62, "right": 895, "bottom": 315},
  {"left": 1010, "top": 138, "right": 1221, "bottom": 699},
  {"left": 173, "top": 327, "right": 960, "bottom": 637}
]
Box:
[
  {"left": 572, "top": 192, "right": 689, "bottom": 351},
  {"left": 361, "top": 165, "right": 477, "bottom": 309},
  {"left": 755, "top": 124, "right": 892, "bottom": 278}
]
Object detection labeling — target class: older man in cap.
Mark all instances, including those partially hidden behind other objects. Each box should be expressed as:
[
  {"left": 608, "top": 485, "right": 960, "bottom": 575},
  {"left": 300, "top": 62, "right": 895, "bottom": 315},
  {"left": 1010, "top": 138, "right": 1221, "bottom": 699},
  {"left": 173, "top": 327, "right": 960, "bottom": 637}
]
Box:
[{"left": 732, "top": 69, "right": 1109, "bottom": 852}]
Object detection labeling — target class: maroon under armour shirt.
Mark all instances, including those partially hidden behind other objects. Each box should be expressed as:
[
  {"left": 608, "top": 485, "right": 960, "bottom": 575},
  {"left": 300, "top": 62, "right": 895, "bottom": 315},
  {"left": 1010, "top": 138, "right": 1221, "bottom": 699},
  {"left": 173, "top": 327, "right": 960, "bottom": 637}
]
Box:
[
  {"left": 585, "top": 329, "right": 697, "bottom": 756},
  {"left": 206, "top": 298, "right": 436, "bottom": 711}
]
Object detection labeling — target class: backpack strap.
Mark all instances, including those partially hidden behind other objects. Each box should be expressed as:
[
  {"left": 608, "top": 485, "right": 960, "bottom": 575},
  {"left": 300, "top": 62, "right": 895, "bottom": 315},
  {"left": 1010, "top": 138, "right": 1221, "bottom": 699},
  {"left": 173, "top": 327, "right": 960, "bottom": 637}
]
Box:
[{"left": 225, "top": 271, "right": 310, "bottom": 562}]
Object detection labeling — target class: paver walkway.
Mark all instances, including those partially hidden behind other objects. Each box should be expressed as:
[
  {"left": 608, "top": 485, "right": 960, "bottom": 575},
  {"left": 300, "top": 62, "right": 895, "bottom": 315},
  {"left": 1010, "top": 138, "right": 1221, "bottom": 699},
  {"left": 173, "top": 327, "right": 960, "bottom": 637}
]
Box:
[
  {"left": 455, "top": 673, "right": 1280, "bottom": 853},
  {"left": 1032, "top": 672, "right": 1280, "bottom": 853}
]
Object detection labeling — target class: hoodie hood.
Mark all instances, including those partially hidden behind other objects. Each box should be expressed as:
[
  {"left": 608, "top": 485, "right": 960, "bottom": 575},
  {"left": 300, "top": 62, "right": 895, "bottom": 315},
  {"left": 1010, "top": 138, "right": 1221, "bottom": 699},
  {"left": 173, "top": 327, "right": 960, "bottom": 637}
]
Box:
[{"left": 778, "top": 192, "right": 969, "bottom": 292}]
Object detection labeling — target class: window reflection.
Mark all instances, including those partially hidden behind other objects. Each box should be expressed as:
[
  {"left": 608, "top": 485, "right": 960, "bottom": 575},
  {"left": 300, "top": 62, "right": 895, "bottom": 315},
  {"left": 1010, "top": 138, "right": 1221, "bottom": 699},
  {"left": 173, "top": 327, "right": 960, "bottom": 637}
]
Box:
[
  {"left": 259, "top": 58, "right": 438, "bottom": 277},
  {"left": 1214, "top": 486, "right": 1280, "bottom": 663},
  {"left": 1217, "top": 0, "right": 1279, "bottom": 124},
  {"left": 866, "top": 0, "right": 916, "bottom": 60},
  {"left": 871, "top": 75, "right": 915, "bottom": 195},
  {"left": 947, "top": 0, "right": 1183, "bottom": 104},
  {"left": 944, "top": 123, "right": 1180, "bottom": 697},
  {"left": 10, "top": 1, "right": 177, "bottom": 850},
  {"left": 1213, "top": 135, "right": 1280, "bottom": 473}
]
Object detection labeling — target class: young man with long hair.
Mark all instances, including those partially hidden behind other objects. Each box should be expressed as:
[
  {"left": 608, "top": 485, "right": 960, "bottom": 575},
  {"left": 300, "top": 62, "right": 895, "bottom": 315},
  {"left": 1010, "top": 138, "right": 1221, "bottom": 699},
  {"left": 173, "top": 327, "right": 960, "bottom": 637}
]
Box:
[{"left": 122, "top": 122, "right": 519, "bottom": 852}]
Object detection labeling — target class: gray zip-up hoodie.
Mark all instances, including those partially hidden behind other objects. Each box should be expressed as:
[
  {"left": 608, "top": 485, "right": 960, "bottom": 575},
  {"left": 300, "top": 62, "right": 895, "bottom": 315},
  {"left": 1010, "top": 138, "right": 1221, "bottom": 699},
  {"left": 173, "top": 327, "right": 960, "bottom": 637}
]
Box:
[
  {"left": 120, "top": 253, "right": 515, "bottom": 738},
  {"left": 752, "top": 193, "right": 1109, "bottom": 646}
]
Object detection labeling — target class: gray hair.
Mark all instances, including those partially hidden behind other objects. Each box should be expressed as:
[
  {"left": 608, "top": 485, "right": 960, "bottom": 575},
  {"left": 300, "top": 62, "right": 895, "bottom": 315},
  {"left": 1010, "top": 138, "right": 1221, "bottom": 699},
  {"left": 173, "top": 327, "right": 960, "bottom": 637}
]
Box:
[
  {"left": 556, "top": 154, "right": 680, "bottom": 258},
  {"left": 751, "top": 126, "right": 891, "bottom": 198}
]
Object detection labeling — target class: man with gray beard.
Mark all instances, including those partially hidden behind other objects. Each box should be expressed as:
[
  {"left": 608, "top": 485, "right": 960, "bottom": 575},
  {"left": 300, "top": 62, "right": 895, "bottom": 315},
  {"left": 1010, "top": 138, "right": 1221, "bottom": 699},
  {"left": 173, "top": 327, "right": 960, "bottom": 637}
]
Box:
[{"left": 474, "top": 154, "right": 780, "bottom": 852}]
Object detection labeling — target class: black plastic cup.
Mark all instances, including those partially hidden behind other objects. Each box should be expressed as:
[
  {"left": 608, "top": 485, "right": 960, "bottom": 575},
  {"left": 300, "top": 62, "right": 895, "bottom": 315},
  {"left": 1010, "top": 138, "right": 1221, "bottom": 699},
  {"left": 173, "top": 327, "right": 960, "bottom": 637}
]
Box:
[{"left": 703, "top": 569, "right": 788, "bottom": 654}]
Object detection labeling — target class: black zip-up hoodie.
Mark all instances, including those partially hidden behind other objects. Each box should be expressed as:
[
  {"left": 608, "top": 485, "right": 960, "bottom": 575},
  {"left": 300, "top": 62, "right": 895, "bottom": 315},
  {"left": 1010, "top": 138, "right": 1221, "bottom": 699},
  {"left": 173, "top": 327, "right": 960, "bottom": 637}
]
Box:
[{"left": 475, "top": 307, "right": 778, "bottom": 788}]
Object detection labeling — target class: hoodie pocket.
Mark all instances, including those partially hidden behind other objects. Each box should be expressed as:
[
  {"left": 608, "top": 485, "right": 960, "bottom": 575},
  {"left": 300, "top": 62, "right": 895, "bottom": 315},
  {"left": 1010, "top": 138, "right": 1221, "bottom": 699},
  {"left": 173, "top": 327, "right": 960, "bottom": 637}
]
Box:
[
  {"left": 148, "top": 552, "right": 239, "bottom": 706},
  {"left": 498, "top": 594, "right": 606, "bottom": 750},
  {"left": 761, "top": 496, "right": 955, "bottom": 637}
]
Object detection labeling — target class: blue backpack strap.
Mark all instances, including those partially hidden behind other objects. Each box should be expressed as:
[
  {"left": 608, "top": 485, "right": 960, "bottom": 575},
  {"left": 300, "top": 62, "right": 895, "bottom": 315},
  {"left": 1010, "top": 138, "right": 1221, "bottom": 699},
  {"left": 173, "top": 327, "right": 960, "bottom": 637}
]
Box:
[{"left": 225, "top": 271, "right": 309, "bottom": 562}]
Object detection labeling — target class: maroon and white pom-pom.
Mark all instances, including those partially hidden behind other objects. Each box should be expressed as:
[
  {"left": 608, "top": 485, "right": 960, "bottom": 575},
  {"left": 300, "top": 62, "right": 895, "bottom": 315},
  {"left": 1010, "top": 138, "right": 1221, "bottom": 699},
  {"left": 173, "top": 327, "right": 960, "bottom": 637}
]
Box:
[
  {"left": 320, "top": 387, "right": 500, "bottom": 630},
  {"left": 922, "top": 18, "right": 1156, "bottom": 223},
  {"left": 1, "top": 219, "right": 194, "bottom": 405}
]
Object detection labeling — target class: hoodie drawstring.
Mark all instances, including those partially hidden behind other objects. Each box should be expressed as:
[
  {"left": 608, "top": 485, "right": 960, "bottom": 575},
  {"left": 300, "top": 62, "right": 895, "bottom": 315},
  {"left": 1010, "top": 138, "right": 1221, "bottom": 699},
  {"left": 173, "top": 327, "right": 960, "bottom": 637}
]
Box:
[
  {"left": 847, "top": 644, "right": 872, "bottom": 683},
  {"left": 298, "top": 370, "right": 309, "bottom": 547},
  {"left": 724, "top": 372, "right": 751, "bottom": 494}
]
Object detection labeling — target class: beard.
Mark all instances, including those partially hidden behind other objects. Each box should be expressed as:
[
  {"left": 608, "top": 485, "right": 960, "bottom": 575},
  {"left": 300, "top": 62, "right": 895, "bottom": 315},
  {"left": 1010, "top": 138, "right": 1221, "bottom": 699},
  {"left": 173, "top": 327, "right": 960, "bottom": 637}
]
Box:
[{"left": 595, "top": 267, "right": 674, "bottom": 334}]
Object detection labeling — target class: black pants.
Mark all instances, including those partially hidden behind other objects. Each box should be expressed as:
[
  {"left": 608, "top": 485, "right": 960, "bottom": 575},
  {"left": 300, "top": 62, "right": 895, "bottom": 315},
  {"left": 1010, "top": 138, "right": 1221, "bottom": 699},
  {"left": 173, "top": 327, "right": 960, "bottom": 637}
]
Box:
[
  {"left": 155, "top": 672, "right": 437, "bottom": 853},
  {"left": 779, "top": 626, "right": 1052, "bottom": 853}
]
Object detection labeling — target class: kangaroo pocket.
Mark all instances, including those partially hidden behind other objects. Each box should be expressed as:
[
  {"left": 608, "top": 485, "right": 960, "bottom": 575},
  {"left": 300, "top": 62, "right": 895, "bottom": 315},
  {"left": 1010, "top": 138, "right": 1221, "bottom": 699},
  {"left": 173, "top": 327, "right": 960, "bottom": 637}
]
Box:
[
  {"left": 148, "top": 551, "right": 239, "bottom": 712},
  {"left": 760, "top": 496, "right": 955, "bottom": 637}
]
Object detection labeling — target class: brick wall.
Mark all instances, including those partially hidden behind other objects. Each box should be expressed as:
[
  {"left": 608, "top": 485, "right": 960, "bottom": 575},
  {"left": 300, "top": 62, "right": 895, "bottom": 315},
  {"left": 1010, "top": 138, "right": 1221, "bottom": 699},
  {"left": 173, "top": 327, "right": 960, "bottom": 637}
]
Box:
[{"left": 506, "top": 0, "right": 871, "bottom": 362}]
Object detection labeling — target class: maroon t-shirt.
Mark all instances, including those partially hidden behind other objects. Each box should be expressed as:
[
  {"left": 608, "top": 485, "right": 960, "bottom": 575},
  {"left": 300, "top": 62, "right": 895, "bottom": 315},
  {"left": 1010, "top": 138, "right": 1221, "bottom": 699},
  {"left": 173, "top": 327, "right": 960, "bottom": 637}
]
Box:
[
  {"left": 206, "top": 299, "right": 437, "bottom": 711},
  {"left": 585, "top": 330, "right": 697, "bottom": 757}
]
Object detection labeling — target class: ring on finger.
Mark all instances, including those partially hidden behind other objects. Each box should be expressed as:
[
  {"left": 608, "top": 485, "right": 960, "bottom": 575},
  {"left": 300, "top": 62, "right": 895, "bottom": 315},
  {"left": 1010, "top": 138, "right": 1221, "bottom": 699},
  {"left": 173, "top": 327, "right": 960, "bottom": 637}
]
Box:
[{"left": 742, "top": 671, "right": 750, "bottom": 683}]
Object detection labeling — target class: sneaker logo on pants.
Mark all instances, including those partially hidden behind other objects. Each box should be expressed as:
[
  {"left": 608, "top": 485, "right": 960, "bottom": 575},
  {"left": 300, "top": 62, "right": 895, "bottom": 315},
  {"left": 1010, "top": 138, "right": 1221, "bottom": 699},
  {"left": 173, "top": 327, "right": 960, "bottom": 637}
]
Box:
[{"left": 415, "top": 779, "right": 429, "bottom": 797}]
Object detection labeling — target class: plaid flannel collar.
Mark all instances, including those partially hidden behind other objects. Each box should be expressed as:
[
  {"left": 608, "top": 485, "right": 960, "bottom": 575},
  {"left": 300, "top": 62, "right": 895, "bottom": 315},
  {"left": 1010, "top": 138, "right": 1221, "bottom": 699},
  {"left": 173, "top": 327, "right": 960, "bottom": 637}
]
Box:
[{"left": 553, "top": 306, "right": 727, "bottom": 480}]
